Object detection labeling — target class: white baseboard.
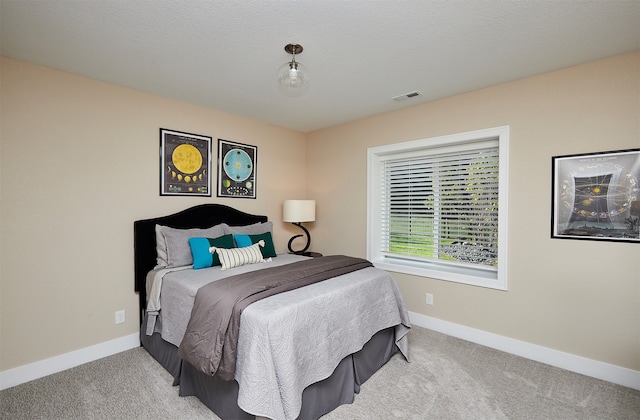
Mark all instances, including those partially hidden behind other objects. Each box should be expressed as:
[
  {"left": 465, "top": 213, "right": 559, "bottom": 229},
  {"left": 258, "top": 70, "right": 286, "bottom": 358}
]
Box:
[
  {"left": 3, "top": 319, "right": 638, "bottom": 392},
  {"left": 0, "top": 333, "right": 140, "bottom": 391},
  {"left": 409, "top": 311, "right": 640, "bottom": 391}
]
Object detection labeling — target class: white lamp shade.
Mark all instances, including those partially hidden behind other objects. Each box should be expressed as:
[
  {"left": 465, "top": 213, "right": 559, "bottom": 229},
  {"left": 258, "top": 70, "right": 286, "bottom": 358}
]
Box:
[{"left": 283, "top": 200, "right": 316, "bottom": 222}]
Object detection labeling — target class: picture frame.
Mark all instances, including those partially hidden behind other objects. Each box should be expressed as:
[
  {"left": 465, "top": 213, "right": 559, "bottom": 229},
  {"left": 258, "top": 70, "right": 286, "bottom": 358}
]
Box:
[
  {"left": 551, "top": 148, "right": 640, "bottom": 243},
  {"left": 217, "top": 139, "right": 257, "bottom": 199},
  {"left": 159, "top": 128, "right": 212, "bottom": 196}
]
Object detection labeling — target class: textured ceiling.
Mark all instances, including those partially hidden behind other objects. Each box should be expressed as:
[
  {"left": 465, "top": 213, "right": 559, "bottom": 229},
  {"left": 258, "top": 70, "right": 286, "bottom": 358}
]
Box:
[{"left": 1, "top": 0, "right": 639, "bottom": 132}]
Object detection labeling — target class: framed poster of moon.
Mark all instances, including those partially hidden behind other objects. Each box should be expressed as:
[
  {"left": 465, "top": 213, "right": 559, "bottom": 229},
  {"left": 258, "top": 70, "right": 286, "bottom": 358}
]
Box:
[
  {"left": 159, "top": 128, "right": 212, "bottom": 196},
  {"left": 217, "top": 139, "right": 257, "bottom": 199}
]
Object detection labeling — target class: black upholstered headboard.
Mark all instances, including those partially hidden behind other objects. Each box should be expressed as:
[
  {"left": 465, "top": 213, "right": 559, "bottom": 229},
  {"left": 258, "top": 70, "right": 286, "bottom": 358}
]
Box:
[{"left": 134, "top": 204, "right": 268, "bottom": 312}]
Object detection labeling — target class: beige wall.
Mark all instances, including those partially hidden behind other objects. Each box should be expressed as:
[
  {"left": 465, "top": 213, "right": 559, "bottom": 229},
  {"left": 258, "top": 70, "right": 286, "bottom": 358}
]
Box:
[
  {"left": 0, "top": 57, "right": 307, "bottom": 371},
  {"left": 307, "top": 51, "right": 640, "bottom": 370},
  {"left": 1, "top": 52, "right": 639, "bottom": 375}
]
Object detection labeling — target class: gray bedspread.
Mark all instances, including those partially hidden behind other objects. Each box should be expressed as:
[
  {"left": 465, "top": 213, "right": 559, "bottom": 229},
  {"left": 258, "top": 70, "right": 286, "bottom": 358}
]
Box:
[
  {"left": 148, "top": 254, "right": 410, "bottom": 420},
  {"left": 177, "top": 255, "right": 374, "bottom": 381}
]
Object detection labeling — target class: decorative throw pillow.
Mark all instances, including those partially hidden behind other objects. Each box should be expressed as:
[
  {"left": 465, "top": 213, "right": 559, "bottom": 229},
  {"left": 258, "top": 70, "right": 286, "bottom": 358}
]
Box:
[
  {"left": 212, "top": 240, "right": 267, "bottom": 270},
  {"left": 189, "top": 235, "right": 235, "bottom": 269},
  {"left": 233, "top": 234, "right": 253, "bottom": 248},
  {"left": 156, "top": 224, "right": 227, "bottom": 267},
  {"left": 233, "top": 232, "right": 277, "bottom": 258},
  {"left": 223, "top": 221, "right": 273, "bottom": 236}
]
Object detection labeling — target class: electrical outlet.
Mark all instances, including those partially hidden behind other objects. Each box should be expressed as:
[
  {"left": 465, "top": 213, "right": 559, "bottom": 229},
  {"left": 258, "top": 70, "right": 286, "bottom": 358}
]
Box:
[
  {"left": 115, "top": 310, "right": 126, "bottom": 324},
  {"left": 425, "top": 293, "right": 434, "bottom": 305}
]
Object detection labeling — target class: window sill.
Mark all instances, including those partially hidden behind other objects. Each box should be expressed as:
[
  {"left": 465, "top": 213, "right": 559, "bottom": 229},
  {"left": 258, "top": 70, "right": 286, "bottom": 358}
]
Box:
[{"left": 371, "top": 256, "right": 507, "bottom": 291}]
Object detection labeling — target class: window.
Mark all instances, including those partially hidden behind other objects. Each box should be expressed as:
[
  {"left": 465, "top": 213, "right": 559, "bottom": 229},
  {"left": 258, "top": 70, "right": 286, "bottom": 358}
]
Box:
[{"left": 367, "top": 126, "right": 509, "bottom": 290}]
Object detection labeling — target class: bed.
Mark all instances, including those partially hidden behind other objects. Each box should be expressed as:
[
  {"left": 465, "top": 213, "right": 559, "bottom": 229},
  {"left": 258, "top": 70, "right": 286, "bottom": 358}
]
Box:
[{"left": 134, "top": 204, "right": 410, "bottom": 420}]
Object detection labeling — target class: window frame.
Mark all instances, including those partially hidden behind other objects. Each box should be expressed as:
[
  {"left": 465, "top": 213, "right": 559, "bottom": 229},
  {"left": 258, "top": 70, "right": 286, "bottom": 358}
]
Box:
[{"left": 367, "top": 126, "right": 510, "bottom": 290}]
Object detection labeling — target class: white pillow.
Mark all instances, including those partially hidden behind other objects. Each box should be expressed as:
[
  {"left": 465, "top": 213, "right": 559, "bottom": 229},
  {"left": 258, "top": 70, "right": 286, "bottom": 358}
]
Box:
[{"left": 211, "top": 240, "right": 267, "bottom": 270}]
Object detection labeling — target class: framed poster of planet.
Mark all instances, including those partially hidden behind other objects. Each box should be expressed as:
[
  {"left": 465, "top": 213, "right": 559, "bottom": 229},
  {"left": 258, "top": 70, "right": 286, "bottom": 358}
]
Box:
[
  {"left": 159, "top": 128, "right": 212, "bottom": 196},
  {"left": 551, "top": 148, "right": 640, "bottom": 243},
  {"left": 217, "top": 139, "right": 257, "bottom": 199}
]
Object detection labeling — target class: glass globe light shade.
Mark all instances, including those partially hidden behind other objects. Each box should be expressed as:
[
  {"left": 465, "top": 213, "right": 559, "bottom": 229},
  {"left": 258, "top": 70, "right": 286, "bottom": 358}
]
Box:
[{"left": 277, "top": 60, "right": 310, "bottom": 97}]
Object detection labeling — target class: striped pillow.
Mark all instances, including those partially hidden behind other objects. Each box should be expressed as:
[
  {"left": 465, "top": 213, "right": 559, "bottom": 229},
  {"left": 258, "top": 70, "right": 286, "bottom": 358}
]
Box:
[{"left": 211, "top": 240, "right": 267, "bottom": 270}]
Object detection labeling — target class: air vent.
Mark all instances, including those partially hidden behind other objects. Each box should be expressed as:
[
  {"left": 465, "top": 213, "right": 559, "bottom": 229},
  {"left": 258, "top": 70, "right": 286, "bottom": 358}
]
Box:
[{"left": 392, "top": 91, "right": 422, "bottom": 102}]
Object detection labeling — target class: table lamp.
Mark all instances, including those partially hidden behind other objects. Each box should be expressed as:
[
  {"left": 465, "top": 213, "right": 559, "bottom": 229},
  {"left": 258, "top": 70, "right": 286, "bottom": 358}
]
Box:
[{"left": 283, "top": 200, "right": 316, "bottom": 254}]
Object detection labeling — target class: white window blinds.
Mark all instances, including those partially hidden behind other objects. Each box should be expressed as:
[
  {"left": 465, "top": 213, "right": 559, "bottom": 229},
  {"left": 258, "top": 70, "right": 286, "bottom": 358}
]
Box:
[
  {"left": 379, "top": 140, "right": 500, "bottom": 272},
  {"left": 368, "top": 126, "right": 509, "bottom": 290}
]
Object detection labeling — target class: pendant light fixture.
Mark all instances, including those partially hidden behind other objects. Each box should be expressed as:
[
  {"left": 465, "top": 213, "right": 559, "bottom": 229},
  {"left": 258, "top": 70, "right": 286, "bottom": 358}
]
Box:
[{"left": 277, "top": 43, "right": 310, "bottom": 97}]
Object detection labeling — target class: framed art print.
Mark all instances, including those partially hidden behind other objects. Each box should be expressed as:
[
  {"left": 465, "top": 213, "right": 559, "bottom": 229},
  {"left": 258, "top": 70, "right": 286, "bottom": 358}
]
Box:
[
  {"left": 217, "top": 139, "right": 257, "bottom": 199},
  {"left": 160, "top": 128, "right": 212, "bottom": 196},
  {"left": 551, "top": 148, "right": 640, "bottom": 243}
]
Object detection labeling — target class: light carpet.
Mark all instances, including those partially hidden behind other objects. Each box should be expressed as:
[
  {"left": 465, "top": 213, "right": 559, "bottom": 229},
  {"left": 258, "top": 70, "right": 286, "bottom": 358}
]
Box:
[{"left": 2, "top": 326, "right": 639, "bottom": 419}]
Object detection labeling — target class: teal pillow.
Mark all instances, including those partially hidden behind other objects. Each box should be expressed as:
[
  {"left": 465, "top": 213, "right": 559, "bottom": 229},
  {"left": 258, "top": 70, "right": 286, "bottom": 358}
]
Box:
[
  {"left": 234, "top": 232, "right": 277, "bottom": 258},
  {"left": 233, "top": 234, "right": 253, "bottom": 248},
  {"left": 189, "top": 234, "right": 235, "bottom": 269}
]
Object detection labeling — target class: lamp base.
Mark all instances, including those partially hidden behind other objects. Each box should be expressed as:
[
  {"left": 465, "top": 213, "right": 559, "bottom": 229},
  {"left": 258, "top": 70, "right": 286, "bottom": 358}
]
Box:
[{"left": 287, "top": 222, "right": 311, "bottom": 254}]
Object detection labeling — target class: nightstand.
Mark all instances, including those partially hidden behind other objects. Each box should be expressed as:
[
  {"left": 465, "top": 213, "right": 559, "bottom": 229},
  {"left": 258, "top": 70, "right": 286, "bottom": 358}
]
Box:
[{"left": 293, "top": 251, "right": 323, "bottom": 258}]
